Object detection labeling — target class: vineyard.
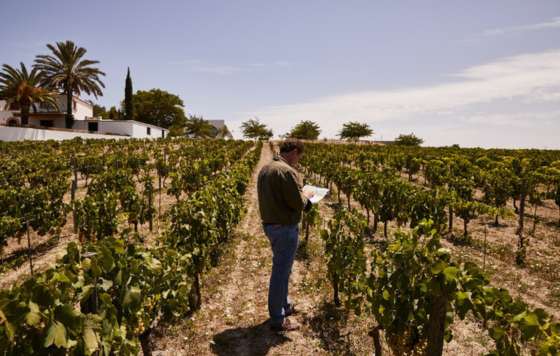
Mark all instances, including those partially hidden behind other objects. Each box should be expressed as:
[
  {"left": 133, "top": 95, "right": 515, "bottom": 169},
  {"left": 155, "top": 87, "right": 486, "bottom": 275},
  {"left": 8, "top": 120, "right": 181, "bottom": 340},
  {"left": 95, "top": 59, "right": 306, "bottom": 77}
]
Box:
[
  {"left": 300, "top": 143, "right": 560, "bottom": 355},
  {"left": 0, "top": 137, "right": 260, "bottom": 354},
  {"left": 1, "top": 139, "right": 559, "bottom": 355}
]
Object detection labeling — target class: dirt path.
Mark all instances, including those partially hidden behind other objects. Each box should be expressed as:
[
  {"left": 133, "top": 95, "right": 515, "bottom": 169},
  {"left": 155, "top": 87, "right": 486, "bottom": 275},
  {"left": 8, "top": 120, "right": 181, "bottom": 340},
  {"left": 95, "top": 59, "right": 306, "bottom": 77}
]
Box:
[{"left": 151, "top": 144, "right": 376, "bottom": 355}]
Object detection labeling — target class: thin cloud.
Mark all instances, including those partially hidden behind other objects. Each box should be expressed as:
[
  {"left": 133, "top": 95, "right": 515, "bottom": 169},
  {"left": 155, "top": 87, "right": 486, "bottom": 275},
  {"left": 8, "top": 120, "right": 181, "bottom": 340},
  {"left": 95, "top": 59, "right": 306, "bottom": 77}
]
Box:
[
  {"left": 238, "top": 49, "right": 560, "bottom": 148},
  {"left": 483, "top": 16, "right": 560, "bottom": 36}
]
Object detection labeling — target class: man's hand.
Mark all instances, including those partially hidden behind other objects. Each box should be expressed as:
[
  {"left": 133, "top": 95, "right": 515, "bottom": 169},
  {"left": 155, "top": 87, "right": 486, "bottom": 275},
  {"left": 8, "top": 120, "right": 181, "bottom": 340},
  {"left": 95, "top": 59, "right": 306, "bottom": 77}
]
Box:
[{"left": 303, "top": 189, "right": 315, "bottom": 199}]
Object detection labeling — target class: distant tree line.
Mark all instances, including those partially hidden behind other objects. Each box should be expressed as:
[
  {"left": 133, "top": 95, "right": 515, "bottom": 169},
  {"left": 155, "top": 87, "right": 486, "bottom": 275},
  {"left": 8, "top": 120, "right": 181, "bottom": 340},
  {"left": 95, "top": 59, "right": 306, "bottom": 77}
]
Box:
[{"left": 239, "top": 118, "right": 423, "bottom": 145}]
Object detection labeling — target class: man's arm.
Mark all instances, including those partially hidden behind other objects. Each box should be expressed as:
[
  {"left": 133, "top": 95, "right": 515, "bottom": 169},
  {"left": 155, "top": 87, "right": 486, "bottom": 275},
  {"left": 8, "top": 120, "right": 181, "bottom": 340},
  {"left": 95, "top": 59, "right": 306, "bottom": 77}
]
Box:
[{"left": 280, "top": 169, "right": 309, "bottom": 212}]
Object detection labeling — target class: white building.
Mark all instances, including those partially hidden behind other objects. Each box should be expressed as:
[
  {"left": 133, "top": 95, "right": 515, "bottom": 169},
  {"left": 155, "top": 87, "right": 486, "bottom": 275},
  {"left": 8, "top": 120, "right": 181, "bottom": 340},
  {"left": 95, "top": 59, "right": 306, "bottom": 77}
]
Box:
[
  {"left": 73, "top": 119, "right": 168, "bottom": 139},
  {"left": 0, "top": 95, "right": 169, "bottom": 140}
]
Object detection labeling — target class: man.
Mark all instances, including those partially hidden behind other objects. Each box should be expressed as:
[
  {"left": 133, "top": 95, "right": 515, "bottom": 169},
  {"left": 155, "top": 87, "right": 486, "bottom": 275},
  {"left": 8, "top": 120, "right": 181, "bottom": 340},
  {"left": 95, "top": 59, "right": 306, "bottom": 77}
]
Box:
[{"left": 257, "top": 140, "right": 313, "bottom": 332}]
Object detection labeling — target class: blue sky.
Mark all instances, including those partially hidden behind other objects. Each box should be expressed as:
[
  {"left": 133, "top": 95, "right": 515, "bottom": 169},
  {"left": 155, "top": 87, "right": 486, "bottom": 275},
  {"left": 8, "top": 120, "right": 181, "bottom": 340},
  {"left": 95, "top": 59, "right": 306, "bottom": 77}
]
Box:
[{"left": 2, "top": 0, "right": 560, "bottom": 148}]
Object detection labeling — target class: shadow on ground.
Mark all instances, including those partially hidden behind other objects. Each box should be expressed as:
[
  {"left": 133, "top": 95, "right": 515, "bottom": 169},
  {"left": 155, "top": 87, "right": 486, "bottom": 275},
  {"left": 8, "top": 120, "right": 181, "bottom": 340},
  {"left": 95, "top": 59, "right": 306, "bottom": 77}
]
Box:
[
  {"left": 305, "top": 301, "right": 355, "bottom": 355},
  {"left": 211, "top": 321, "right": 290, "bottom": 356},
  {"left": 295, "top": 240, "right": 310, "bottom": 261}
]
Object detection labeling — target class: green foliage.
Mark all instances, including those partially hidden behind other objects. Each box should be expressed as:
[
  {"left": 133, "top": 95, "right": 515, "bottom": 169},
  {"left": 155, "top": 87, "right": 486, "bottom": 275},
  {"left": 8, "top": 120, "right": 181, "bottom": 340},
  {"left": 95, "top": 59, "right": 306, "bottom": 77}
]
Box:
[
  {"left": 107, "top": 106, "right": 121, "bottom": 120},
  {"left": 300, "top": 141, "right": 560, "bottom": 356},
  {"left": 0, "top": 139, "right": 261, "bottom": 355},
  {"left": 338, "top": 121, "right": 373, "bottom": 141},
  {"left": 124, "top": 67, "right": 134, "bottom": 120},
  {"left": 288, "top": 120, "right": 321, "bottom": 140},
  {"left": 184, "top": 115, "right": 216, "bottom": 138},
  {"left": 34, "top": 40, "right": 105, "bottom": 128},
  {"left": 320, "top": 208, "right": 367, "bottom": 308},
  {"left": 132, "top": 89, "right": 186, "bottom": 128},
  {"left": 92, "top": 104, "right": 108, "bottom": 119},
  {"left": 0, "top": 62, "right": 59, "bottom": 125},
  {"left": 241, "top": 118, "right": 273, "bottom": 140},
  {"left": 395, "top": 133, "right": 424, "bottom": 146}
]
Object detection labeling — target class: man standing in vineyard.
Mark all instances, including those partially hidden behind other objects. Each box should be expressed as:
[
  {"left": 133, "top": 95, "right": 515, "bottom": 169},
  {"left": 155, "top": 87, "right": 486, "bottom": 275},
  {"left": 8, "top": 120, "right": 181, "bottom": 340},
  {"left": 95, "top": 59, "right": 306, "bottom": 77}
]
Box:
[{"left": 257, "top": 140, "right": 313, "bottom": 332}]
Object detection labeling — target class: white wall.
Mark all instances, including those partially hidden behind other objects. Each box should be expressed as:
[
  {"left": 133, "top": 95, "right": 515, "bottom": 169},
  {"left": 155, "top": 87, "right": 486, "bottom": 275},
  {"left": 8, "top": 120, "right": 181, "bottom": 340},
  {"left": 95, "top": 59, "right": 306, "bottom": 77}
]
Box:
[
  {"left": 131, "top": 122, "right": 167, "bottom": 138},
  {"left": 73, "top": 99, "right": 93, "bottom": 120},
  {"left": 0, "top": 100, "right": 16, "bottom": 125},
  {"left": 0, "top": 126, "right": 126, "bottom": 141},
  {"left": 0, "top": 111, "right": 15, "bottom": 124},
  {"left": 72, "top": 120, "right": 132, "bottom": 136},
  {"left": 72, "top": 120, "right": 167, "bottom": 138},
  {"left": 100, "top": 121, "right": 134, "bottom": 136}
]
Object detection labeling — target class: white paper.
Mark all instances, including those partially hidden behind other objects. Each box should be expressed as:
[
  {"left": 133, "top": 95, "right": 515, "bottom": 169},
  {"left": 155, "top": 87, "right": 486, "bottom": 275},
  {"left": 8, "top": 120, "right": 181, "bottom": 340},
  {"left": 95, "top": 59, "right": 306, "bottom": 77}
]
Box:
[{"left": 303, "top": 185, "right": 329, "bottom": 204}]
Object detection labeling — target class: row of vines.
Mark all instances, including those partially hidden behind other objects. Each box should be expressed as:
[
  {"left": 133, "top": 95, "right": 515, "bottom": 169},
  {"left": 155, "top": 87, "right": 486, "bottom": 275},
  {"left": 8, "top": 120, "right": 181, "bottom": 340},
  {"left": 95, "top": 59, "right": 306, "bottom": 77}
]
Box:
[
  {"left": 301, "top": 142, "right": 560, "bottom": 355},
  {"left": 0, "top": 137, "right": 261, "bottom": 355}
]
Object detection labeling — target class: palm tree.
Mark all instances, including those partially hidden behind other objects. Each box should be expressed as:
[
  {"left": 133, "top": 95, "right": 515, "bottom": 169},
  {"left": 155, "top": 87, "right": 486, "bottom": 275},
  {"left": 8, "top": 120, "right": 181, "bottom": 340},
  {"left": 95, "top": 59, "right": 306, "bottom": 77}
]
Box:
[
  {"left": 0, "top": 63, "right": 58, "bottom": 126},
  {"left": 185, "top": 115, "right": 215, "bottom": 138},
  {"left": 34, "top": 40, "right": 105, "bottom": 128},
  {"left": 216, "top": 124, "right": 232, "bottom": 139},
  {"left": 241, "top": 118, "right": 273, "bottom": 140}
]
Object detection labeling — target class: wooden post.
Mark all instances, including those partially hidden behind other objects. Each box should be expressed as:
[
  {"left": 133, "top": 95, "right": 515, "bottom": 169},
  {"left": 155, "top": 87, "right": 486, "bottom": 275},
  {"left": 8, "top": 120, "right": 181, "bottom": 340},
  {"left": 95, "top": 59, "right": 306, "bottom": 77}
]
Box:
[
  {"left": 425, "top": 294, "right": 447, "bottom": 356},
  {"left": 26, "top": 220, "right": 34, "bottom": 276},
  {"left": 371, "top": 326, "right": 383, "bottom": 356},
  {"left": 72, "top": 162, "right": 78, "bottom": 234},
  {"left": 483, "top": 223, "right": 487, "bottom": 271}
]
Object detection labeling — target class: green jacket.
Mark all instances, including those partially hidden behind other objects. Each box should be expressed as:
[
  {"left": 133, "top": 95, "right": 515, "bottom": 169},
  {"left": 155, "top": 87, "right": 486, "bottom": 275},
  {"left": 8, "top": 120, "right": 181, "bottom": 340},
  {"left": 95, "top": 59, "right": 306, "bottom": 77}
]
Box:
[{"left": 257, "top": 155, "right": 310, "bottom": 225}]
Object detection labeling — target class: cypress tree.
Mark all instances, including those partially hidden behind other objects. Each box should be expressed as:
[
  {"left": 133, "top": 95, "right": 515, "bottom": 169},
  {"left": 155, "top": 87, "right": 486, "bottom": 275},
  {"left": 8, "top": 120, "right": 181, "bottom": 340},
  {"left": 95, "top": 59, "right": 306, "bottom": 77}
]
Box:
[{"left": 124, "top": 67, "right": 133, "bottom": 120}]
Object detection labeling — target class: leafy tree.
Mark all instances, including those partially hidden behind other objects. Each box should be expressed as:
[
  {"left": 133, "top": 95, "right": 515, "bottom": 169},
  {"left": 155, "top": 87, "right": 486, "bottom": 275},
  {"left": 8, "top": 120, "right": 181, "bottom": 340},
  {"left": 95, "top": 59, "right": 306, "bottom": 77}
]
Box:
[
  {"left": 395, "top": 133, "right": 424, "bottom": 146},
  {"left": 107, "top": 106, "right": 121, "bottom": 120},
  {"left": 338, "top": 121, "right": 373, "bottom": 141},
  {"left": 132, "top": 89, "right": 186, "bottom": 128},
  {"left": 241, "top": 118, "right": 273, "bottom": 140},
  {"left": 288, "top": 120, "right": 321, "bottom": 140},
  {"left": 124, "top": 67, "right": 133, "bottom": 120},
  {"left": 92, "top": 104, "right": 107, "bottom": 119},
  {"left": 0, "top": 63, "right": 58, "bottom": 125},
  {"left": 34, "top": 40, "right": 105, "bottom": 128},
  {"left": 184, "top": 115, "right": 215, "bottom": 138}
]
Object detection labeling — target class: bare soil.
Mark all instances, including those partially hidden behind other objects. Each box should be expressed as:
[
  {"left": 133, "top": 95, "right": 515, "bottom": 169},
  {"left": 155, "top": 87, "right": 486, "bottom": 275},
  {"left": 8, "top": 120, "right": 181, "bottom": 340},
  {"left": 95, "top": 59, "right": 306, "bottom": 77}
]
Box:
[{"left": 151, "top": 144, "right": 380, "bottom": 355}]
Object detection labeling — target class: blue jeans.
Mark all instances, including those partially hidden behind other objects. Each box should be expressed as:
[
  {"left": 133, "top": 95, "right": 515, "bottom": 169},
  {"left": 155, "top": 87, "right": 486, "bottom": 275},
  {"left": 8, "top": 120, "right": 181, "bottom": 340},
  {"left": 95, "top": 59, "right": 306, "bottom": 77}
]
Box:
[{"left": 263, "top": 223, "right": 299, "bottom": 327}]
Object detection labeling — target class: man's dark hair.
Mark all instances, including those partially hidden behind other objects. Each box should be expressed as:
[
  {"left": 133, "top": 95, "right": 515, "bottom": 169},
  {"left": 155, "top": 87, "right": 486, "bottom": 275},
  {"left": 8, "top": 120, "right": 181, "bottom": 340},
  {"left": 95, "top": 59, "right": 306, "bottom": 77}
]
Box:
[{"left": 279, "top": 140, "right": 304, "bottom": 154}]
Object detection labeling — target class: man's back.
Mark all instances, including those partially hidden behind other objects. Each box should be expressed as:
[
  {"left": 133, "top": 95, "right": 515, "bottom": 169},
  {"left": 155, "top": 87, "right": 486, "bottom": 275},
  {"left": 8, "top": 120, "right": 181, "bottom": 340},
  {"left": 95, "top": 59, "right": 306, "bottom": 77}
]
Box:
[{"left": 257, "top": 155, "right": 307, "bottom": 225}]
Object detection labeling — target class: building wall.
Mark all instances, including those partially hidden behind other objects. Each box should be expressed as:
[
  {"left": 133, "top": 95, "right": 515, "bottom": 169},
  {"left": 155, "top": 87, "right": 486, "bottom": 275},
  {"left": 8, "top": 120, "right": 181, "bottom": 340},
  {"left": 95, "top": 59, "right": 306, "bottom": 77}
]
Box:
[
  {"left": 0, "top": 126, "right": 125, "bottom": 141},
  {"left": 100, "top": 121, "right": 134, "bottom": 136},
  {"left": 73, "top": 99, "right": 93, "bottom": 121},
  {"left": 131, "top": 122, "right": 167, "bottom": 138},
  {"left": 73, "top": 120, "right": 168, "bottom": 138},
  {"left": 0, "top": 111, "right": 15, "bottom": 125},
  {"left": 33, "top": 95, "right": 93, "bottom": 121},
  {"left": 0, "top": 100, "right": 16, "bottom": 125}
]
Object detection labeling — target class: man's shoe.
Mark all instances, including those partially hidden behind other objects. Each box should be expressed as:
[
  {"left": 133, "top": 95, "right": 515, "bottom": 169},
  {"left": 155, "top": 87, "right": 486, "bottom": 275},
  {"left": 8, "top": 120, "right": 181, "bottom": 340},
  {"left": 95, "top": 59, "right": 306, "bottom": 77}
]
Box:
[
  {"left": 270, "top": 318, "right": 300, "bottom": 332},
  {"left": 285, "top": 303, "right": 297, "bottom": 316}
]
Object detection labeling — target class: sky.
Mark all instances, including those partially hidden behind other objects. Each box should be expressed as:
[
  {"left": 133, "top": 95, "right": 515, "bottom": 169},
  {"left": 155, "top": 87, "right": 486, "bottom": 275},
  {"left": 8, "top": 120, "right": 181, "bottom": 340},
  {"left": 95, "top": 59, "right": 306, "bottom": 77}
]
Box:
[{"left": 1, "top": 0, "right": 560, "bottom": 148}]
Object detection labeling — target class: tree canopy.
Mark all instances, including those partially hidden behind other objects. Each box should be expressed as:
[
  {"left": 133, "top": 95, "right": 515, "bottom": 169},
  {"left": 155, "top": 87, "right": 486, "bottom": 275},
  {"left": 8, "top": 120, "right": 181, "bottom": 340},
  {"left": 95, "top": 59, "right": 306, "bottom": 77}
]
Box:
[
  {"left": 0, "top": 62, "right": 58, "bottom": 125},
  {"left": 338, "top": 121, "right": 373, "bottom": 141},
  {"left": 92, "top": 104, "right": 107, "bottom": 119},
  {"left": 288, "top": 120, "right": 321, "bottom": 140},
  {"left": 241, "top": 118, "right": 273, "bottom": 140},
  {"left": 132, "top": 89, "right": 186, "bottom": 128},
  {"left": 34, "top": 40, "right": 105, "bottom": 128},
  {"left": 395, "top": 133, "right": 424, "bottom": 146},
  {"left": 124, "top": 68, "right": 133, "bottom": 120},
  {"left": 184, "top": 115, "right": 215, "bottom": 138}
]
